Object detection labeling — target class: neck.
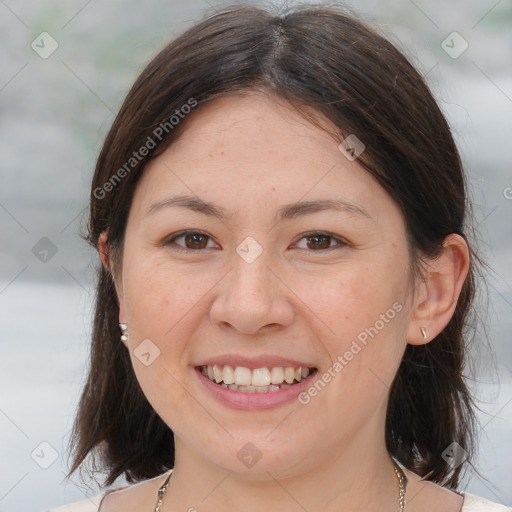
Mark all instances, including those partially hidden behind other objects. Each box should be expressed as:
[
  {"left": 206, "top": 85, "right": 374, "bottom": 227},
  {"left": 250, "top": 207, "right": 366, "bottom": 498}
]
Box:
[{"left": 164, "top": 419, "right": 400, "bottom": 512}]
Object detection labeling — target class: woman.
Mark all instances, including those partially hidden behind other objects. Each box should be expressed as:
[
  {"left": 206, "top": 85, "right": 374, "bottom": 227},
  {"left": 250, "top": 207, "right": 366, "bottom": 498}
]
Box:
[{"left": 48, "top": 3, "right": 511, "bottom": 511}]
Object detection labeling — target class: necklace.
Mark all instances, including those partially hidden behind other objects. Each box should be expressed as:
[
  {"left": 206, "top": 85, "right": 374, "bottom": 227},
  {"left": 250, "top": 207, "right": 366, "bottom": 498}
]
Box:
[{"left": 154, "top": 462, "right": 407, "bottom": 511}]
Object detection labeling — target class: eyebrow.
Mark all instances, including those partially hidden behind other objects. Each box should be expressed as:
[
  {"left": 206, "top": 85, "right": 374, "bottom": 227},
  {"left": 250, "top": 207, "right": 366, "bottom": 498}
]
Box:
[{"left": 144, "top": 194, "right": 371, "bottom": 221}]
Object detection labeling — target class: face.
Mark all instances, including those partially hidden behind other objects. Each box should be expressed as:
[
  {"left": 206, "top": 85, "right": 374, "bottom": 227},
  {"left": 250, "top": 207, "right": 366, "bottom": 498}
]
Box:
[{"left": 115, "top": 92, "right": 417, "bottom": 479}]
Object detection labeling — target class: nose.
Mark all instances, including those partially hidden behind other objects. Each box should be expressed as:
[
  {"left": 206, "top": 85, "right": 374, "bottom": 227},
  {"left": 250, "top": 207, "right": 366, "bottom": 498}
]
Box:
[{"left": 209, "top": 254, "right": 295, "bottom": 335}]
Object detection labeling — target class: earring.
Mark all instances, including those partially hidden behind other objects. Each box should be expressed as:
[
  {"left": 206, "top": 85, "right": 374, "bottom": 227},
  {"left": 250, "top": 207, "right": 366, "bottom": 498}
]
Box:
[
  {"left": 420, "top": 326, "right": 427, "bottom": 341},
  {"left": 119, "top": 323, "right": 128, "bottom": 343}
]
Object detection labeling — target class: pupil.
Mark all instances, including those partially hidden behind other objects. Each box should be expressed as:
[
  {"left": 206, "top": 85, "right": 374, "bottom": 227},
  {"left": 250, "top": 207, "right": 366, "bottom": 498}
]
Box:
[
  {"left": 186, "top": 233, "right": 207, "bottom": 249},
  {"left": 308, "top": 235, "right": 330, "bottom": 250}
]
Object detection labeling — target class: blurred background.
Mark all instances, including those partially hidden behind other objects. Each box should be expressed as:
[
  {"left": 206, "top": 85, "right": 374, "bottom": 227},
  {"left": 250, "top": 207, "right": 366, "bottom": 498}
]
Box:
[{"left": 0, "top": 0, "right": 511, "bottom": 510}]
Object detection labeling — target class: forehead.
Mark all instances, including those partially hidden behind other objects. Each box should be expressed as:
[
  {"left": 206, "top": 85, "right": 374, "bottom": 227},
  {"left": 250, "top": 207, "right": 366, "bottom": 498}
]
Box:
[{"left": 131, "top": 92, "right": 400, "bottom": 226}]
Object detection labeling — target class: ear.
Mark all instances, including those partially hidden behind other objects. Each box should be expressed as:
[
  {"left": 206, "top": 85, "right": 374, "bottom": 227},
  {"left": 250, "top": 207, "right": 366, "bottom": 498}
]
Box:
[
  {"left": 98, "top": 231, "right": 126, "bottom": 325},
  {"left": 406, "top": 234, "right": 470, "bottom": 345}
]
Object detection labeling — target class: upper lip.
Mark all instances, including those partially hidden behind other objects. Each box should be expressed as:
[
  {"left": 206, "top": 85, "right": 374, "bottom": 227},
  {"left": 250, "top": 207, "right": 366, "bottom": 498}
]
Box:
[{"left": 195, "top": 355, "right": 316, "bottom": 369}]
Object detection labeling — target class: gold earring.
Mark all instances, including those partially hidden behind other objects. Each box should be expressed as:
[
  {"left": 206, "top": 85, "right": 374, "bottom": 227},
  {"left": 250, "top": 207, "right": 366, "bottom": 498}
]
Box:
[{"left": 420, "top": 326, "right": 427, "bottom": 341}]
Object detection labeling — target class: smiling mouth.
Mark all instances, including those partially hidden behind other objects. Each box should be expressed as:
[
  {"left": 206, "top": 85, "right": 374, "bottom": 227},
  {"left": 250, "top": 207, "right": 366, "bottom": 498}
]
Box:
[{"left": 197, "top": 364, "right": 318, "bottom": 393}]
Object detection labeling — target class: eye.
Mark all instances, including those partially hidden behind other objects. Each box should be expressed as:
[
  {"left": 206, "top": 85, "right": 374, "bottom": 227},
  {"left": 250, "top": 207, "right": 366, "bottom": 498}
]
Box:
[
  {"left": 293, "top": 231, "right": 348, "bottom": 251},
  {"left": 162, "top": 230, "right": 348, "bottom": 253},
  {"left": 164, "top": 230, "right": 348, "bottom": 252},
  {"left": 164, "top": 230, "right": 217, "bottom": 252}
]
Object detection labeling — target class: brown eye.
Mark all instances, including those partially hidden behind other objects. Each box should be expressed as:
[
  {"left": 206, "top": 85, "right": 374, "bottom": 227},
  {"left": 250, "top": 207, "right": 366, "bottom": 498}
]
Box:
[
  {"left": 295, "top": 232, "right": 347, "bottom": 251},
  {"left": 306, "top": 234, "right": 331, "bottom": 250},
  {"left": 165, "top": 231, "right": 215, "bottom": 251},
  {"left": 183, "top": 232, "right": 209, "bottom": 249}
]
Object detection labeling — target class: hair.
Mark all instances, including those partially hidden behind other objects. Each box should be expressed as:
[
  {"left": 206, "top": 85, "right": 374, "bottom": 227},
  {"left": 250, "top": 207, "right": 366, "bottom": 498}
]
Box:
[{"left": 68, "top": 2, "right": 481, "bottom": 489}]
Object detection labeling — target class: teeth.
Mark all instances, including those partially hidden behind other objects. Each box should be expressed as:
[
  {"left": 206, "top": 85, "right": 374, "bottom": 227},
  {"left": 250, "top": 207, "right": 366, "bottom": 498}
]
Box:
[
  {"left": 201, "top": 364, "right": 314, "bottom": 392},
  {"left": 234, "top": 366, "right": 252, "bottom": 386},
  {"left": 252, "top": 367, "right": 271, "bottom": 386},
  {"left": 213, "top": 364, "right": 223, "bottom": 383},
  {"left": 284, "top": 367, "right": 295, "bottom": 384},
  {"left": 270, "top": 366, "right": 284, "bottom": 384},
  {"left": 223, "top": 365, "right": 235, "bottom": 385}
]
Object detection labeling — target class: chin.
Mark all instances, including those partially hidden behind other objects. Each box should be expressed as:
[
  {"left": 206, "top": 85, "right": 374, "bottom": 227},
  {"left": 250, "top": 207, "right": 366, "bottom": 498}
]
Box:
[{"left": 198, "top": 432, "right": 315, "bottom": 480}]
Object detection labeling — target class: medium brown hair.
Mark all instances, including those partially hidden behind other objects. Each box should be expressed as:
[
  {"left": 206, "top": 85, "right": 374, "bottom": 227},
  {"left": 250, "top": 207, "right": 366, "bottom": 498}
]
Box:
[{"left": 68, "top": 3, "right": 480, "bottom": 488}]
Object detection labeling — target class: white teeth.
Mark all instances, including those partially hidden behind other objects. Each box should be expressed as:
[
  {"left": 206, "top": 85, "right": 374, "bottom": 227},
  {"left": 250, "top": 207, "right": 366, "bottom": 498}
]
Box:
[
  {"left": 213, "top": 364, "right": 223, "bottom": 383},
  {"left": 284, "top": 367, "right": 295, "bottom": 384},
  {"left": 252, "top": 367, "right": 271, "bottom": 386},
  {"left": 234, "top": 366, "right": 252, "bottom": 386},
  {"left": 270, "top": 366, "right": 284, "bottom": 384},
  {"left": 222, "top": 365, "right": 235, "bottom": 385},
  {"left": 201, "top": 364, "right": 314, "bottom": 392}
]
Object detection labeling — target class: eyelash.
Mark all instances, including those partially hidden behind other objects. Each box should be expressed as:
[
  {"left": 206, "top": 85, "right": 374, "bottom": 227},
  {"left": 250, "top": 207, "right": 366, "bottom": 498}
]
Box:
[{"left": 162, "top": 230, "right": 348, "bottom": 253}]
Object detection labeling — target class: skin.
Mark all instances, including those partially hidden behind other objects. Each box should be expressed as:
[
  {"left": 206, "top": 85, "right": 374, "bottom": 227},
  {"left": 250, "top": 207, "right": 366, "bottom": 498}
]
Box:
[{"left": 98, "top": 91, "right": 469, "bottom": 512}]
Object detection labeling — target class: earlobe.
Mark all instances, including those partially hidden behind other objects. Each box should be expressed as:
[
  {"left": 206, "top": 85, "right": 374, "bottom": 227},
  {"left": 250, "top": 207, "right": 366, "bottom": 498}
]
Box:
[{"left": 406, "top": 234, "right": 470, "bottom": 346}]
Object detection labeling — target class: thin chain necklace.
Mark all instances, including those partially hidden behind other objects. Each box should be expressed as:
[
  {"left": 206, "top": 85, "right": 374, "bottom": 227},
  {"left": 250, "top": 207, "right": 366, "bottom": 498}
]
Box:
[{"left": 154, "top": 462, "right": 407, "bottom": 511}]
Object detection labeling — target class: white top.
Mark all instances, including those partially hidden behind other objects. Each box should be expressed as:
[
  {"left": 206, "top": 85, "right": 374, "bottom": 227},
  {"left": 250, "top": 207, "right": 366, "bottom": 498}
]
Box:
[{"left": 46, "top": 490, "right": 512, "bottom": 511}]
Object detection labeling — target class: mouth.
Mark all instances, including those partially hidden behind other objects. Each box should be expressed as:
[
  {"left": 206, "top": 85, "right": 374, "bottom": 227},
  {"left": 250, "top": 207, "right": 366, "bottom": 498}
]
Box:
[{"left": 196, "top": 364, "right": 318, "bottom": 393}]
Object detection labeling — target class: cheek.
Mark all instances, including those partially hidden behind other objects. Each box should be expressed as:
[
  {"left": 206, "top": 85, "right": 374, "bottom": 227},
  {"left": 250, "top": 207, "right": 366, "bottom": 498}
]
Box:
[
  {"left": 123, "top": 254, "right": 204, "bottom": 336},
  {"left": 299, "top": 259, "right": 408, "bottom": 394},
  {"left": 121, "top": 257, "right": 203, "bottom": 418},
  {"left": 303, "top": 261, "right": 406, "bottom": 341}
]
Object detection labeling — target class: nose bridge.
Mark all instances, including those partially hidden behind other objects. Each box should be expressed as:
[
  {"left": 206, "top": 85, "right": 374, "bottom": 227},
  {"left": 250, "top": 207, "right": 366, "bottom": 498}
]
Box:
[
  {"left": 210, "top": 243, "right": 293, "bottom": 334},
  {"left": 228, "top": 248, "right": 275, "bottom": 311},
  {"left": 230, "top": 234, "right": 274, "bottom": 300}
]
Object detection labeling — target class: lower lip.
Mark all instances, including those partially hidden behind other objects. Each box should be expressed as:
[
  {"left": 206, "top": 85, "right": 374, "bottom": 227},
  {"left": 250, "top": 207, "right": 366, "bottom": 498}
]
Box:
[{"left": 194, "top": 367, "right": 318, "bottom": 410}]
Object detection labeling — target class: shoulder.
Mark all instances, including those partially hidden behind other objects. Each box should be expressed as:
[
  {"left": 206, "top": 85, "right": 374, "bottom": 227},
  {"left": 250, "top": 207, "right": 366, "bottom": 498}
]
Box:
[
  {"left": 94, "top": 471, "right": 171, "bottom": 511},
  {"left": 461, "top": 492, "right": 512, "bottom": 511},
  {"left": 45, "top": 491, "right": 106, "bottom": 512},
  {"left": 46, "top": 471, "right": 170, "bottom": 512}
]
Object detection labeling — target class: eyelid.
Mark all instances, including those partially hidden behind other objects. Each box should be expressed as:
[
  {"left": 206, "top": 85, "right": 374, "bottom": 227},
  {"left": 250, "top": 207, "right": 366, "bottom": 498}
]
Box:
[{"left": 162, "top": 230, "right": 349, "bottom": 252}]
